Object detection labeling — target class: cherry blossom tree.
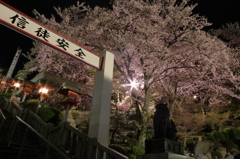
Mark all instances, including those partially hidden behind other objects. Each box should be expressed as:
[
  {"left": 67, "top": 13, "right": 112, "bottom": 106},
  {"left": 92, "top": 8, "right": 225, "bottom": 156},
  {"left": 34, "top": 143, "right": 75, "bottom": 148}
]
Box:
[
  {"left": 210, "top": 22, "right": 240, "bottom": 77},
  {"left": 210, "top": 22, "right": 240, "bottom": 48},
  {"left": 23, "top": 3, "right": 94, "bottom": 85},
  {"left": 22, "top": 0, "right": 240, "bottom": 147}
]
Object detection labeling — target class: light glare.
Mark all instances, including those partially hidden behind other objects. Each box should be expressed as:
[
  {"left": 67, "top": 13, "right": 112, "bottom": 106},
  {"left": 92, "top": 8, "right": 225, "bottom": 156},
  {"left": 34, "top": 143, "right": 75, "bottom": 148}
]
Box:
[
  {"left": 130, "top": 80, "right": 138, "bottom": 90},
  {"left": 39, "top": 88, "right": 48, "bottom": 94},
  {"left": 14, "top": 83, "right": 20, "bottom": 88}
]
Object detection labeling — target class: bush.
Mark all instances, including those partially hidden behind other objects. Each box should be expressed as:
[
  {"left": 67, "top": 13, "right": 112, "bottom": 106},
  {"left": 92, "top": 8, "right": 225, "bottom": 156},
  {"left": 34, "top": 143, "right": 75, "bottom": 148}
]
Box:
[
  {"left": 225, "top": 128, "right": 240, "bottom": 139},
  {"left": 186, "top": 139, "right": 195, "bottom": 144},
  {"left": 71, "top": 110, "right": 80, "bottom": 119},
  {"left": 221, "top": 139, "right": 239, "bottom": 151},
  {"left": 211, "top": 151, "right": 222, "bottom": 159},
  {"left": 124, "top": 136, "right": 138, "bottom": 147},
  {"left": 205, "top": 128, "right": 240, "bottom": 153},
  {"left": 212, "top": 130, "right": 226, "bottom": 140},
  {"left": 128, "top": 154, "right": 136, "bottom": 159},
  {"left": 37, "top": 106, "right": 62, "bottom": 124},
  {"left": 232, "top": 120, "right": 240, "bottom": 127},
  {"left": 205, "top": 133, "right": 216, "bottom": 142},
  {"left": 2, "top": 92, "right": 12, "bottom": 99},
  {"left": 109, "top": 144, "right": 144, "bottom": 159},
  {"left": 132, "top": 146, "right": 145, "bottom": 156},
  {"left": 23, "top": 99, "right": 39, "bottom": 112}
]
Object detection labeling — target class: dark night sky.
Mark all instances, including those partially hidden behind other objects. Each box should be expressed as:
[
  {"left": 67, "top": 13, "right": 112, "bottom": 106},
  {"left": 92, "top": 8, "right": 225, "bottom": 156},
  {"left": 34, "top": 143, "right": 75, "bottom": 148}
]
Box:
[{"left": 0, "top": 0, "right": 240, "bottom": 77}]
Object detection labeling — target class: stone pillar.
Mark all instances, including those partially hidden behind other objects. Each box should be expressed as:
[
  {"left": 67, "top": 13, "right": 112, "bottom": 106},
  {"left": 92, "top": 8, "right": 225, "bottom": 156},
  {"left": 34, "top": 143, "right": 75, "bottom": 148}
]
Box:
[{"left": 88, "top": 51, "right": 114, "bottom": 146}]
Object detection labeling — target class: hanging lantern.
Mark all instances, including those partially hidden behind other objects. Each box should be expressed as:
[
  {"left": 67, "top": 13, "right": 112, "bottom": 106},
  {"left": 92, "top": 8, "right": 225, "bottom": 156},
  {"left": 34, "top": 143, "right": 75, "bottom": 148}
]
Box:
[
  {"left": 23, "top": 83, "right": 34, "bottom": 94},
  {"left": 57, "top": 83, "right": 82, "bottom": 108},
  {"left": 68, "top": 91, "right": 79, "bottom": 102},
  {"left": 0, "top": 79, "right": 4, "bottom": 91},
  {"left": 20, "top": 80, "right": 35, "bottom": 102}
]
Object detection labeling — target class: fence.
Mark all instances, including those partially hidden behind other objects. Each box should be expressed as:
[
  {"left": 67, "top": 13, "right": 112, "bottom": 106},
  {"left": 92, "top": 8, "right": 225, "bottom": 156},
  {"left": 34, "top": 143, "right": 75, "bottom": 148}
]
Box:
[
  {"left": 0, "top": 97, "right": 22, "bottom": 117},
  {"left": 8, "top": 116, "right": 70, "bottom": 159},
  {"left": 0, "top": 96, "right": 129, "bottom": 159},
  {"left": 47, "top": 122, "right": 129, "bottom": 159}
]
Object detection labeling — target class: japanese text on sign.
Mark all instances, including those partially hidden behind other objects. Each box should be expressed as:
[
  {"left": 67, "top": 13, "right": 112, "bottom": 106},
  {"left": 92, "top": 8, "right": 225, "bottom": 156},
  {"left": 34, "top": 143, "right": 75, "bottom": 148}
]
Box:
[{"left": 0, "top": 1, "right": 102, "bottom": 69}]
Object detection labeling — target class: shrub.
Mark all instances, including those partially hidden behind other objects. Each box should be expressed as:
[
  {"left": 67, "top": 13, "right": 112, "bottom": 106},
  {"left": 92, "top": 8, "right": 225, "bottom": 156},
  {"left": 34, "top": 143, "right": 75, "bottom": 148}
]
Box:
[
  {"left": 205, "top": 133, "right": 216, "bottom": 142},
  {"left": 2, "top": 92, "right": 12, "bottom": 99},
  {"left": 23, "top": 99, "right": 39, "bottom": 112},
  {"left": 128, "top": 154, "right": 136, "bottom": 159},
  {"left": 211, "top": 151, "right": 222, "bottom": 159},
  {"left": 232, "top": 120, "right": 240, "bottom": 127},
  {"left": 37, "top": 106, "right": 62, "bottom": 124},
  {"left": 109, "top": 144, "right": 144, "bottom": 159},
  {"left": 186, "top": 139, "right": 195, "bottom": 144},
  {"left": 124, "top": 136, "right": 138, "bottom": 147},
  {"left": 205, "top": 128, "right": 240, "bottom": 153},
  {"left": 49, "top": 106, "right": 63, "bottom": 123},
  {"left": 212, "top": 130, "right": 226, "bottom": 140},
  {"left": 71, "top": 110, "right": 80, "bottom": 119},
  {"left": 221, "top": 139, "right": 239, "bottom": 151},
  {"left": 132, "top": 146, "right": 145, "bottom": 156}
]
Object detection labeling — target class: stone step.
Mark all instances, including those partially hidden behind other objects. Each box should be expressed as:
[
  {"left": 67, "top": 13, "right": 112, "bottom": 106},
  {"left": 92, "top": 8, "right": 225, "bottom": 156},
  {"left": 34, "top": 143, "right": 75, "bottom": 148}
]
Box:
[{"left": 0, "top": 109, "right": 66, "bottom": 159}]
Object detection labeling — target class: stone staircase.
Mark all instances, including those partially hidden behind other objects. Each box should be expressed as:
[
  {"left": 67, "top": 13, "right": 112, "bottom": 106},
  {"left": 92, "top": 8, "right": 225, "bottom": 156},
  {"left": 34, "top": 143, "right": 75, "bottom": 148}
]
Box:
[
  {"left": 0, "top": 109, "right": 65, "bottom": 159},
  {"left": 0, "top": 97, "right": 129, "bottom": 159}
]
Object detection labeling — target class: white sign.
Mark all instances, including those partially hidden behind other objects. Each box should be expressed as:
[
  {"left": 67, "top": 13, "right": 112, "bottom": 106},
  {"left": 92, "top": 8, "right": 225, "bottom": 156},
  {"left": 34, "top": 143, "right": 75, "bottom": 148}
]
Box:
[{"left": 0, "top": 1, "right": 103, "bottom": 69}]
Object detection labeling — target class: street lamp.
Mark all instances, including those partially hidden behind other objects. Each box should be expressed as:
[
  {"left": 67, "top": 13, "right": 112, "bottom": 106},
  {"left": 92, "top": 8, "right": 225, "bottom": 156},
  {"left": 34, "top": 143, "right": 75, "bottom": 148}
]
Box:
[
  {"left": 4, "top": 78, "right": 13, "bottom": 93},
  {"left": 10, "top": 81, "right": 21, "bottom": 101},
  {"left": 21, "top": 82, "right": 35, "bottom": 102},
  {"left": 39, "top": 87, "right": 49, "bottom": 99},
  {"left": 35, "top": 83, "right": 53, "bottom": 112},
  {"left": 122, "top": 79, "right": 141, "bottom": 94},
  {"left": 13, "top": 82, "right": 21, "bottom": 88},
  {"left": 0, "top": 79, "right": 5, "bottom": 91},
  {"left": 57, "top": 83, "right": 81, "bottom": 122}
]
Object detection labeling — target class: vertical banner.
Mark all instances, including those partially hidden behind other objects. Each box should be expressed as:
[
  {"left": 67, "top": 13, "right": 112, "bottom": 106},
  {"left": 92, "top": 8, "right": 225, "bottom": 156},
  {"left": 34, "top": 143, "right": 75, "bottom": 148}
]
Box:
[{"left": 6, "top": 47, "right": 22, "bottom": 78}]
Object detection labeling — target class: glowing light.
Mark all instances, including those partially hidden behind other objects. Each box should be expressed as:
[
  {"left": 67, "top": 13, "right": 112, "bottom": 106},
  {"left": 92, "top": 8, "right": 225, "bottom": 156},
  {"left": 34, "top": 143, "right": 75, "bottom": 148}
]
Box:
[
  {"left": 122, "top": 79, "right": 140, "bottom": 92},
  {"left": 39, "top": 88, "right": 49, "bottom": 94},
  {"left": 1, "top": 81, "right": 6, "bottom": 84},
  {"left": 130, "top": 80, "right": 138, "bottom": 90},
  {"left": 193, "top": 95, "right": 197, "bottom": 99},
  {"left": 14, "top": 83, "right": 20, "bottom": 88}
]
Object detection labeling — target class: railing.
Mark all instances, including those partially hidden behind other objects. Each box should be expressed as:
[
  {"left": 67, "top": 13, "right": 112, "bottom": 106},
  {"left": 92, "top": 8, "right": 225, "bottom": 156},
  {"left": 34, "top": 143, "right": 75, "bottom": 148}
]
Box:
[
  {"left": 45, "top": 122, "right": 129, "bottom": 159},
  {"left": 9, "top": 116, "right": 70, "bottom": 159},
  {"left": 23, "top": 112, "right": 129, "bottom": 159},
  {"left": 1, "top": 96, "right": 129, "bottom": 159},
  {"left": 0, "top": 97, "right": 22, "bottom": 117},
  {"left": 0, "top": 108, "right": 6, "bottom": 130},
  {"left": 23, "top": 109, "right": 52, "bottom": 138}
]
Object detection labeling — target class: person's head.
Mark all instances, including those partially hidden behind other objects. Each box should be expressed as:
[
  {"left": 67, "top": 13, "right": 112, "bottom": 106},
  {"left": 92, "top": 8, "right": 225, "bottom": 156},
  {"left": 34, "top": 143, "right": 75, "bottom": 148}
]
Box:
[{"left": 155, "top": 102, "right": 168, "bottom": 110}]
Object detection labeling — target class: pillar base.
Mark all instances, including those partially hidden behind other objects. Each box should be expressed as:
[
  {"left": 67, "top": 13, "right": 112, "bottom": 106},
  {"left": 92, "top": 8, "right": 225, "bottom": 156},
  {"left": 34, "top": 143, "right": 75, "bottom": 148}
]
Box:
[
  {"left": 137, "top": 152, "right": 194, "bottom": 159},
  {"left": 145, "top": 138, "right": 184, "bottom": 155}
]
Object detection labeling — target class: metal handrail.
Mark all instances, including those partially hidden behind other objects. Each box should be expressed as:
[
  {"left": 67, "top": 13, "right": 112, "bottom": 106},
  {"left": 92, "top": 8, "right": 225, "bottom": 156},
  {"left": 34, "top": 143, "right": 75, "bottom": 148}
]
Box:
[
  {"left": 0, "top": 108, "right": 6, "bottom": 119},
  {"left": 11, "top": 116, "right": 71, "bottom": 159},
  {"left": 62, "top": 123, "right": 129, "bottom": 159},
  {"left": 0, "top": 108, "right": 6, "bottom": 130}
]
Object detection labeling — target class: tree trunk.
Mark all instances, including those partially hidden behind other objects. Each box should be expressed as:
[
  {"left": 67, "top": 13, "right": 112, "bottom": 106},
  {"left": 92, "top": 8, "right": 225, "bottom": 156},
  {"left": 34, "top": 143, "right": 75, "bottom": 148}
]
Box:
[
  {"left": 137, "top": 87, "right": 150, "bottom": 148},
  {"left": 110, "top": 128, "right": 118, "bottom": 144},
  {"left": 137, "top": 114, "right": 149, "bottom": 148}
]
